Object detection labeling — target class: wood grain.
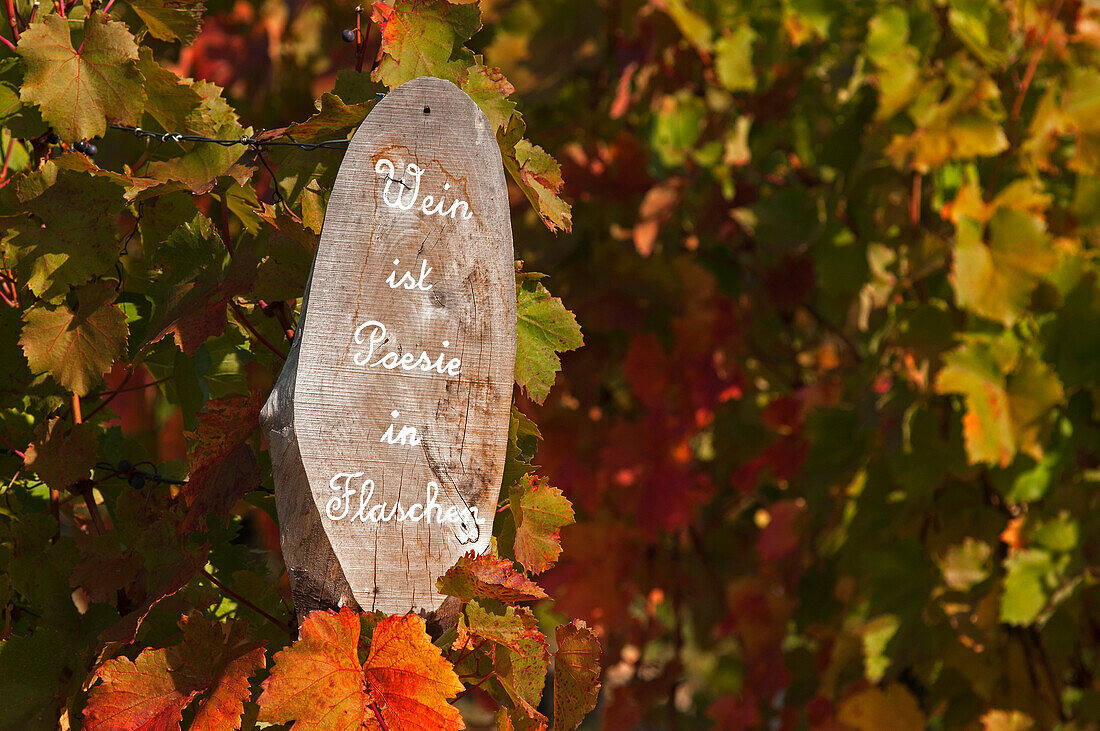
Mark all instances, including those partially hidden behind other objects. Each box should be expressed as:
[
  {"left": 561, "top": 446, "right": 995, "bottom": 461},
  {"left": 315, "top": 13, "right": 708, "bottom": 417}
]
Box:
[{"left": 261, "top": 77, "right": 517, "bottom": 620}]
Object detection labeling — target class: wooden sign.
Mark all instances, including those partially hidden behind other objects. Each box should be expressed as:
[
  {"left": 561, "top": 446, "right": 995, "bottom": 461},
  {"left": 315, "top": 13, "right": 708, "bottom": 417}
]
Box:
[{"left": 261, "top": 77, "right": 517, "bottom": 619}]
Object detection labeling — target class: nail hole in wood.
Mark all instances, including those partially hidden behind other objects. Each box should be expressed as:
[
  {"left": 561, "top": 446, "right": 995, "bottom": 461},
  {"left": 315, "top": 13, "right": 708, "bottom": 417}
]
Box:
[{"left": 423, "top": 106, "right": 431, "bottom": 114}]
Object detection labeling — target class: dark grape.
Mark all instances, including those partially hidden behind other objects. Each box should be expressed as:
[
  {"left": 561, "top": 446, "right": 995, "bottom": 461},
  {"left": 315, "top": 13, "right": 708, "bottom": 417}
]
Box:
[
  {"left": 129, "top": 474, "right": 145, "bottom": 489},
  {"left": 342, "top": 28, "right": 356, "bottom": 43},
  {"left": 118, "top": 459, "right": 132, "bottom": 473}
]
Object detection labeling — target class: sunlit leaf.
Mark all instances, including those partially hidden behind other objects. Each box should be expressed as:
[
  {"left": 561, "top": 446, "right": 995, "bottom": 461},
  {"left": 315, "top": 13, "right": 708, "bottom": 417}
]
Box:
[
  {"left": 514, "top": 277, "right": 582, "bottom": 404},
  {"left": 21, "top": 281, "right": 128, "bottom": 396},
  {"left": 17, "top": 12, "right": 145, "bottom": 141},
  {"left": 552, "top": 621, "right": 601, "bottom": 731},
  {"left": 258, "top": 609, "right": 463, "bottom": 730}
]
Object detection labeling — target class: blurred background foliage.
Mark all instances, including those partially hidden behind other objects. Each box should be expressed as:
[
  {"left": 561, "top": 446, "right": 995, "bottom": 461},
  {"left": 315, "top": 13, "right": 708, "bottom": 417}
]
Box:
[{"left": 3, "top": 0, "right": 1100, "bottom": 728}]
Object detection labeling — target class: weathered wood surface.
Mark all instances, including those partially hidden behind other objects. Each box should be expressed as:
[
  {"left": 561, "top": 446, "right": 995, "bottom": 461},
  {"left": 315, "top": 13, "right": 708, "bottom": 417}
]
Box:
[{"left": 260, "top": 77, "right": 517, "bottom": 622}]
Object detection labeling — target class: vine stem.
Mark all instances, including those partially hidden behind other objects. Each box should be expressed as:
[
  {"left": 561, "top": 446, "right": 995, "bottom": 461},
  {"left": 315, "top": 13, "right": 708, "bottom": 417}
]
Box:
[
  {"left": 354, "top": 5, "right": 366, "bottom": 73},
  {"left": 0, "top": 135, "right": 14, "bottom": 183},
  {"left": 83, "top": 366, "right": 134, "bottom": 422},
  {"left": 449, "top": 638, "right": 489, "bottom": 667},
  {"left": 199, "top": 567, "right": 293, "bottom": 635},
  {"left": 3, "top": 0, "right": 19, "bottom": 42},
  {"left": 1010, "top": 0, "right": 1065, "bottom": 127},
  {"left": 990, "top": 0, "right": 1064, "bottom": 194},
  {"left": 79, "top": 481, "right": 107, "bottom": 535},
  {"left": 89, "top": 374, "right": 170, "bottom": 401},
  {"left": 454, "top": 673, "right": 492, "bottom": 701},
  {"left": 0, "top": 429, "right": 24, "bottom": 460},
  {"left": 230, "top": 301, "right": 288, "bottom": 360},
  {"left": 368, "top": 700, "right": 391, "bottom": 731}
]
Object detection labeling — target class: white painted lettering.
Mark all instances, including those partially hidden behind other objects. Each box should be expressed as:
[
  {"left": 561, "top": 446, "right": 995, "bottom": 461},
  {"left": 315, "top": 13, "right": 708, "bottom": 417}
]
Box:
[{"left": 374, "top": 157, "right": 474, "bottom": 221}]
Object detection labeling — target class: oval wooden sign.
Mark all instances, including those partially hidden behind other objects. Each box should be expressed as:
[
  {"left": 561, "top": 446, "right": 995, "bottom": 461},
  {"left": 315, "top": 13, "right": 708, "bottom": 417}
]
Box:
[{"left": 262, "top": 77, "right": 516, "bottom": 616}]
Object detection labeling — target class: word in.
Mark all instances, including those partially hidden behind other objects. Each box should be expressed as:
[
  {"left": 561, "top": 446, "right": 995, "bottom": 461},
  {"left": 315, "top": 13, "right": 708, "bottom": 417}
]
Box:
[{"left": 380, "top": 410, "right": 422, "bottom": 446}]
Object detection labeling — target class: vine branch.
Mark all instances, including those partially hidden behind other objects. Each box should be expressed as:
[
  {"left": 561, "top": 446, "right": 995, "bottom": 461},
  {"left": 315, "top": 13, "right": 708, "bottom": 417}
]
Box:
[{"left": 200, "top": 567, "right": 292, "bottom": 635}]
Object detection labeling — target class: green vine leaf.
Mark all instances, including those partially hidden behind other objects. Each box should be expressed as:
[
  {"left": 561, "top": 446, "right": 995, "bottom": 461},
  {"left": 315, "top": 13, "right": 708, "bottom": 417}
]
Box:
[
  {"left": 370, "top": 0, "right": 480, "bottom": 88},
  {"left": 515, "top": 277, "right": 582, "bottom": 404},
  {"left": 20, "top": 281, "right": 129, "bottom": 396},
  {"left": 504, "top": 139, "right": 572, "bottom": 233},
  {"left": 510, "top": 474, "right": 574, "bottom": 574},
  {"left": 17, "top": 12, "right": 145, "bottom": 142},
  {"left": 129, "top": 0, "right": 206, "bottom": 44}
]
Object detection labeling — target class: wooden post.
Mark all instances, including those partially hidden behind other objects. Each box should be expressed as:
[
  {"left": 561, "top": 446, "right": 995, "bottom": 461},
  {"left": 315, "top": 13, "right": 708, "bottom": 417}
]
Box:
[{"left": 261, "top": 77, "right": 517, "bottom": 628}]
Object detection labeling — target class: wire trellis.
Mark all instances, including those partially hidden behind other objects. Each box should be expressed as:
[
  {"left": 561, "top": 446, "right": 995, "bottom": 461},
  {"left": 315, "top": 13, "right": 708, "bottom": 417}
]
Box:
[{"left": 110, "top": 124, "right": 353, "bottom": 151}]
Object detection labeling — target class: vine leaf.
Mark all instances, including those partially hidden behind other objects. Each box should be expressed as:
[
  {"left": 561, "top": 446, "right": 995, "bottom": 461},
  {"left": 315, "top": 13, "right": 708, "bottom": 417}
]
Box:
[
  {"left": 935, "top": 340, "right": 1063, "bottom": 467},
  {"left": 515, "top": 277, "right": 583, "bottom": 404},
  {"left": 510, "top": 474, "right": 574, "bottom": 574},
  {"left": 437, "top": 553, "right": 548, "bottom": 603},
  {"left": 17, "top": 12, "right": 146, "bottom": 141},
  {"left": 20, "top": 281, "right": 129, "bottom": 396},
  {"left": 461, "top": 63, "right": 516, "bottom": 133},
  {"left": 0, "top": 629, "right": 69, "bottom": 730},
  {"left": 505, "top": 140, "right": 572, "bottom": 233},
  {"left": 180, "top": 393, "right": 262, "bottom": 532},
  {"left": 552, "top": 621, "right": 601, "bottom": 731},
  {"left": 258, "top": 609, "right": 464, "bottom": 730},
  {"left": 456, "top": 600, "right": 542, "bottom": 655},
  {"left": 12, "top": 169, "right": 126, "bottom": 300},
  {"left": 130, "top": 0, "right": 206, "bottom": 44},
  {"left": 370, "top": 0, "right": 480, "bottom": 88},
  {"left": 85, "top": 613, "right": 266, "bottom": 731},
  {"left": 136, "top": 48, "right": 205, "bottom": 134},
  {"left": 477, "top": 604, "right": 550, "bottom": 718},
  {"left": 953, "top": 209, "right": 1058, "bottom": 327},
  {"left": 1000, "top": 548, "right": 1054, "bottom": 625},
  {"left": 145, "top": 80, "right": 251, "bottom": 194},
  {"left": 361, "top": 614, "right": 465, "bottom": 731},
  {"left": 837, "top": 683, "right": 926, "bottom": 730},
  {"left": 502, "top": 406, "right": 541, "bottom": 489},
  {"left": 23, "top": 418, "right": 97, "bottom": 492}
]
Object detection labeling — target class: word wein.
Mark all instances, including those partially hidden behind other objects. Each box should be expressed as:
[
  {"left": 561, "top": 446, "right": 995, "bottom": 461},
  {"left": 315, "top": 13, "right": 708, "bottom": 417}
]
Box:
[
  {"left": 327, "top": 472, "right": 482, "bottom": 544},
  {"left": 375, "top": 158, "right": 474, "bottom": 220},
  {"left": 352, "top": 319, "right": 462, "bottom": 376}
]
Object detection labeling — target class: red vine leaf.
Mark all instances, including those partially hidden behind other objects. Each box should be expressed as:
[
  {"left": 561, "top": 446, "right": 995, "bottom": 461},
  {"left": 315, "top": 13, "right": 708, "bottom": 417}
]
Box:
[
  {"left": 85, "top": 613, "right": 265, "bottom": 731},
  {"left": 510, "top": 474, "right": 575, "bottom": 574},
  {"left": 180, "top": 393, "right": 262, "bottom": 532},
  {"left": 362, "top": 614, "right": 465, "bottom": 731},
  {"left": 436, "top": 553, "right": 549, "bottom": 603},
  {"left": 552, "top": 621, "right": 601, "bottom": 731},
  {"left": 258, "top": 609, "right": 464, "bottom": 730},
  {"left": 256, "top": 608, "right": 364, "bottom": 729}
]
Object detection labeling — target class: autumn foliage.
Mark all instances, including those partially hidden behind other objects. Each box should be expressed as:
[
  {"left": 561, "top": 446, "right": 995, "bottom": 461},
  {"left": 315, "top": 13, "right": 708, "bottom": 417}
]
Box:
[
  {"left": 1, "top": 0, "right": 596, "bottom": 728},
  {"left": 3, "top": 0, "right": 1100, "bottom": 728}
]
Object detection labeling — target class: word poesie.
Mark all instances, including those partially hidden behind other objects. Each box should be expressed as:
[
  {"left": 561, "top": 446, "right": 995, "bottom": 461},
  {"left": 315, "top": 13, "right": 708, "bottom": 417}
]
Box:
[
  {"left": 375, "top": 158, "right": 474, "bottom": 220},
  {"left": 327, "top": 472, "right": 481, "bottom": 544},
  {"left": 353, "top": 320, "right": 462, "bottom": 376}
]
